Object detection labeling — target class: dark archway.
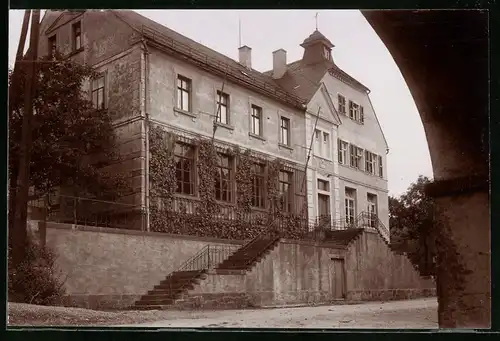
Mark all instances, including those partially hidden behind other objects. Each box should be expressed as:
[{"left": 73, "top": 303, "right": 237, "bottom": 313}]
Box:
[{"left": 362, "top": 10, "right": 490, "bottom": 328}]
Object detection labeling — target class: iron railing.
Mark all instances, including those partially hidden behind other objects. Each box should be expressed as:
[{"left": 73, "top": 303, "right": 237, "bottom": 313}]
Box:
[
  {"left": 28, "top": 194, "right": 144, "bottom": 230},
  {"left": 305, "top": 212, "right": 390, "bottom": 243},
  {"left": 177, "top": 244, "right": 240, "bottom": 272}
]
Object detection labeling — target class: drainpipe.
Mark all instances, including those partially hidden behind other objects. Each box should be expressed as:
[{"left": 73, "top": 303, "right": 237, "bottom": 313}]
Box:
[{"left": 142, "top": 39, "right": 151, "bottom": 232}]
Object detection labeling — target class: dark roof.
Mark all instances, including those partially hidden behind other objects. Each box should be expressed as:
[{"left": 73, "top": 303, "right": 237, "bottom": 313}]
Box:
[
  {"left": 301, "top": 30, "right": 334, "bottom": 48},
  {"left": 112, "top": 10, "right": 306, "bottom": 109},
  {"left": 264, "top": 58, "right": 370, "bottom": 103}
]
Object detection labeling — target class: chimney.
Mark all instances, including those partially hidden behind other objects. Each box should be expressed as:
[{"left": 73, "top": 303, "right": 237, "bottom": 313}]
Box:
[
  {"left": 238, "top": 45, "right": 252, "bottom": 69},
  {"left": 272, "top": 49, "right": 287, "bottom": 79}
]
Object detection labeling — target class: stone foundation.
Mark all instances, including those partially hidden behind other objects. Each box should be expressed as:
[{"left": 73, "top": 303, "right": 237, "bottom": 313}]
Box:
[
  {"left": 346, "top": 288, "right": 436, "bottom": 301},
  {"left": 62, "top": 294, "right": 141, "bottom": 310},
  {"left": 175, "top": 293, "right": 252, "bottom": 310}
]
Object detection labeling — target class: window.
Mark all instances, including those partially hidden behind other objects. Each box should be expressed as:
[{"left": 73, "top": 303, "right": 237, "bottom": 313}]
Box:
[
  {"left": 91, "top": 75, "right": 105, "bottom": 109},
  {"left": 317, "top": 179, "right": 329, "bottom": 192},
  {"left": 348, "top": 100, "right": 359, "bottom": 120},
  {"left": 365, "top": 151, "right": 376, "bottom": 175},
  {"left": 322, "top": 132, "right": 330, "bottom": 158},
  {"left": 378, "top": 155, "right": 384, "bottom": 178},
  {"left": 278, "top": 171, "right": 293, "bottom": 212},
  {"left": 314, "top": 130, "right": 321, "bottom": 156},
  {"left": 72, "top": 22, "right": 82, "bottom": 51},
  {"left": 174, "top": 143, "right": 195, "bottom": 195},
  {"left": 176, "top": 75, "right": 191, "bottom": 111},
  {"left": 338, "top": 139, "right": 348, "bottom": 165},
  {"left": 216, "top": 91, "right": 229, "bottom": 125},
  {"left": 367, "top": 193, "right": 378, "bottom": 228},
  {"left": 280, "top": 117, "right": 290, "bottom": 146},
  {"left": 348, "top": 100, "right": 364, "bottom": 123},
  {"left": 251, "top": 105, "right": 262, "bottom": 136},
  {"left": 215, "top": 154, "right": 233, "bottom": 202},
  {"left": 345, "top": 188, "right": 356, "bottom": 225},
  {"left": 338, "top": 94, "right": 346, "bottom": 115},
  {"left": 318, "top": 193, "right": 330, "bottom": 217},
  {"left": 48, "top": 35, "right": 57, "bottom": 57},
  {"left": 251, "top": 163, "right": 266, "bottom": 208},
  {"left": 323, "top": 46, "right": 330, "bottom": 60},
  {"left": 349, "top": 144, "right": 363, "bottom": 170}
]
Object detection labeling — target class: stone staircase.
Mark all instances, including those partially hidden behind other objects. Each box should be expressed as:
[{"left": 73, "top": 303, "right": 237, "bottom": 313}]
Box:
[
  {"left": 216, "top": 234, "right": 280, "bottom": 271},
  {"left": 132, "top": 232, "right": 280, "bottom": 310},
  {"left": 133, "top": 270, "right": 207, "bottom": 310}
]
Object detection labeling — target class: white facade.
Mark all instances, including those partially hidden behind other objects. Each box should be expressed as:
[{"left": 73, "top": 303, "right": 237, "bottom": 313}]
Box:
[{"left": 305, "top": 72, "right": 389, "bottom": 230}]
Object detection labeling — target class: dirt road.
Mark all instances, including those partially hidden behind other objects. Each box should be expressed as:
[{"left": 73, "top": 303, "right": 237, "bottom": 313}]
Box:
[{"left": 123, "top": 298, "right": 438, "bottom": 329}]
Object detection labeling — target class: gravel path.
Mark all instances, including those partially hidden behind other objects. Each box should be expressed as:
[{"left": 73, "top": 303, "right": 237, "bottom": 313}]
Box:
[{"left": 121, "top": 298, "right": 438, "bottom": 329}]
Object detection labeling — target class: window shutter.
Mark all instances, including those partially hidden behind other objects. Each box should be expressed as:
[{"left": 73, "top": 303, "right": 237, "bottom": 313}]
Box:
[{"left": 360, "top": 106, "right": 364, "bottom": 123}]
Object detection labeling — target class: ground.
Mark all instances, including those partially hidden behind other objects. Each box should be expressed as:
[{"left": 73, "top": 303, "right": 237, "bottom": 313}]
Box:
[{"left": 9, "top": 298, "right": 437, "bottom": 328}]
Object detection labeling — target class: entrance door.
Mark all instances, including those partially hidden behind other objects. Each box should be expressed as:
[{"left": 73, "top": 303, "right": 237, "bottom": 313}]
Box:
[
  {"left": 318, "top": 193, "right": 330, "bottom": 217},
  {"left": 329, "top": 258, "right": 346, "bottom": 299}
]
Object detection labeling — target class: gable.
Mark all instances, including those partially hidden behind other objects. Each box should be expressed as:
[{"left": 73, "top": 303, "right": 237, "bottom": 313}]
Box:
[
  {"left": 45, "top": 11, "right": 84, "bottom": 35},
  {"left": 321, "top": 72, "right": 389, "bottom": 152},
  {"left": 306, "top": 83, "right": 341, "bottom": 126}
]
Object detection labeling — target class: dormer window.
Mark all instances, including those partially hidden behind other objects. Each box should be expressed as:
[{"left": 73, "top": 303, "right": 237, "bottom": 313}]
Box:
[{"left": 323, "top": 46, "right": 330, "bottom": 60}]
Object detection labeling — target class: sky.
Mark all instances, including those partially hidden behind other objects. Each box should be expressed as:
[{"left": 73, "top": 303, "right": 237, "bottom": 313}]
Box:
[{"left": 8, "top": 9, "right": 433, "bottom": 197}]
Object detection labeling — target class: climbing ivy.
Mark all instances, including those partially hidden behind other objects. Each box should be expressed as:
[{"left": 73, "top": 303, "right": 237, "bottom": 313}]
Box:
[
  {"left": 148, "top": 125, "right": 308, "bottom": 240},
  {"left": 148, "top": 125, "right": 177, "bottom": 210},
  {"left": 235, "top": 148, "right": 253, "bottom": 217}
]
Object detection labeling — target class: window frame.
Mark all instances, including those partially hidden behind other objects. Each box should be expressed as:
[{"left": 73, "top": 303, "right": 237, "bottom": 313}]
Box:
[
  {"left": 317, "top": 179, "right": 330, "bottom": 192},
  {"left": 338, "top": 94, "right": 346, "bottom": 115},
  {"left": 322, "top": 131, "right": 330, "bottom": 159},
  {"left": 318, "top": 193, "right": 331, "bottom": 217},
  {"left": 176, "top": 75, "right": 192, "bottom": 112},
  {"left": 214, "top": 153, "right": 234, "bottom": 203},
  {"left": 278, "top": 170, "right": 293, "bottom": 213},
  {"left": 338, "top": 139, "right": 348, "bottom": 165},
  {"left": 365, "top": 150, "right": 376, "bottom": 175},
  {"left": 378, "top": 155, "right": 384, "bottom": 178},
  {"left": 48, "top": 34, "right": 57, "bottom": 57},
  {"left": 251, "top": 162, "right": 266, "bottom": 208},
  {"left": 174, "top": 142, "right": 196, "bottom": 196},
  {"left": 314, "top": 130, "right": 322, "bottom": 156},
  {"left": 216, "top": 90, "right": 230, "bottom": 125},
  {"left": 280, "top": 116, "right": 291, "bottom": 146},
  {"left": 367, "top": 193, "right": 378, "bottom": 228},
  {"left": 91, "top": 74, "right": 106, "bottom": 110},
  {"left": 251, "top": 104, "right": 263, "bottom": 136},
  {"left": 345, "top": 188, "right": 356, "bottom": 225},
  {"left": 348, "top": 100, "right": 360, "bottom": 121},
  {"left": 72, "top": 21, "right": 82, "bottom": 51}
]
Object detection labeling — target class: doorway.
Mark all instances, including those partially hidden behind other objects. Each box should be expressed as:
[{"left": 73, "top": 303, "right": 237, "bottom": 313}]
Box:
[{"left": 329, "top": 257, "right": 346, "bottom": 299}]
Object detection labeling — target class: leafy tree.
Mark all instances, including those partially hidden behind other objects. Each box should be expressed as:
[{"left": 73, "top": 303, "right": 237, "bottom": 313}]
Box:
[
  {"left": 9, "top": 52, "right": 129, "bottom": 204},
  {"left": 389, "top": 175, "right": 436, "bottom": 276}
]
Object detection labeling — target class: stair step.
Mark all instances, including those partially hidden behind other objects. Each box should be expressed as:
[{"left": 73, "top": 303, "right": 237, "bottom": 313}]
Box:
[
  {"left": 153, "top": 283, "right": 194, "bottom": 291},
  {"left": 160, "top": 278, "right": 198, "bottom": 286},
  {"left": 135, "top": 298, "right": 175, "bottom": 305},
  {"left": 132, "top": 304, "right": 171, "bottom": 311},
  {"left": 140, "top": 294, "right": 183, "bottom": 301}
]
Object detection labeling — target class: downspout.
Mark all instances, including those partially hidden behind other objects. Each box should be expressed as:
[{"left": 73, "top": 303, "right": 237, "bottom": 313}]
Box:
[{"left": 142, "top": 39, "right": 151, "bottom": 232}]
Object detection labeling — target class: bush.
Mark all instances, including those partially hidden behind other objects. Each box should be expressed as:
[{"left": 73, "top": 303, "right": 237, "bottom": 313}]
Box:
[{"left": 8, "top": 237, "right": 66, "bottom": 306}]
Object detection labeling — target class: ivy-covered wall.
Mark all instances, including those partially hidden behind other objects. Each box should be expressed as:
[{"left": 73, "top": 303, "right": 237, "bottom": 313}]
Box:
[{"left": 148, "top": 125, "right": 309, "bottom": 240}]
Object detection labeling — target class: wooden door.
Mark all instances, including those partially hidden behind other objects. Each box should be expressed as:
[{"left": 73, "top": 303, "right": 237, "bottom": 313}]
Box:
[{"left": 329, "top": 258, "right": 346, "bottom": 299}]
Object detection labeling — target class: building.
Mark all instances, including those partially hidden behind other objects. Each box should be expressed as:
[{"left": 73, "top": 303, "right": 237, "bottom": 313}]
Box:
[
  {"left": 266, "top": 30, "right": 389, "bottom": 236},
  {"left": 36, "top": 10, "right": 388, "bottom": 239}
]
